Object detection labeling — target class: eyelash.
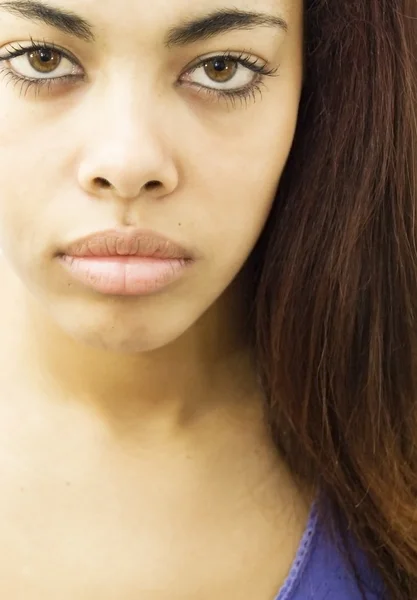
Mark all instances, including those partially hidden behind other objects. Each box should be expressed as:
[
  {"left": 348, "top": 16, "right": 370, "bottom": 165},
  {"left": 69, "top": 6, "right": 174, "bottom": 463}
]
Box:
[
  {"left": 0, "top": 40, "right": 279, "bottom": 106},
  {"left": 0, "top": 39, "right": 81, "bottom": 96},
  {"left": 184, "top": 50, "right": 278, "bottom": 107}
]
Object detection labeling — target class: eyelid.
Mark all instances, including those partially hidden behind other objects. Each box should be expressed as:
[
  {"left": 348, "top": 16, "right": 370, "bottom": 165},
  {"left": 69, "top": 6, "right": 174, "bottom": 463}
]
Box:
[
  {"left": 182, "top": 49, "right": 267, "bottom": 72},
  {"left": 0, "top": 39, "right": 83, "bottom": 70}
]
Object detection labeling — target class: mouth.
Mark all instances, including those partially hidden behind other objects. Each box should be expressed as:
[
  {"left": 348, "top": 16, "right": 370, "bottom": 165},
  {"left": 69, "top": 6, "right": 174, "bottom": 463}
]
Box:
[
  {"left": 57, "top": 228, "right": 194, "bottom": 297},
  {"left": 59, "top": 228, "right": 193, "bottom": 261}
]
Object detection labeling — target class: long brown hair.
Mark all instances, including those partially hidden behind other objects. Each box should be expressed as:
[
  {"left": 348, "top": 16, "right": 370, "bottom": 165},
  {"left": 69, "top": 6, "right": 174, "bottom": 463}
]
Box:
[{"left": 249, "top": 1, "right": 417, "bottom": 598}]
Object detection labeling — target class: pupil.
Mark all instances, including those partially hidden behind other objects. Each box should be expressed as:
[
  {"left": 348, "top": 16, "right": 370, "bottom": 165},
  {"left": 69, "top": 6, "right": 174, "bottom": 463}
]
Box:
[
  {"left": 213, "top": 59, "right": 226, "bottom": 72},
  {"left": 39, "top": 49, "right": 52, "bottom": 63}
]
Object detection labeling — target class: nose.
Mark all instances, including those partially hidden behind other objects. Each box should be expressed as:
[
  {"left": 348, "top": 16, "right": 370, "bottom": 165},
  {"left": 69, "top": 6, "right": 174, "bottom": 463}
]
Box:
[{"left": 77, "top": 90, "right": 179, "bottom": 201}]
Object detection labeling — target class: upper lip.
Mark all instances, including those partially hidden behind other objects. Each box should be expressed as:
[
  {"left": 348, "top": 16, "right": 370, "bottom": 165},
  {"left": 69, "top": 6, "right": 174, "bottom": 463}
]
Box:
[{"left": 61, "top": 228, "right": 193, "bottom": 260}]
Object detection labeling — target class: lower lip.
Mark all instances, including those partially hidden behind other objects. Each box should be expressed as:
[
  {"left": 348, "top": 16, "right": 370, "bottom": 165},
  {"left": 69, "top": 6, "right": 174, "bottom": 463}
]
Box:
[{"left": 59, "top": 255, "right": 191, "bottom": 296}]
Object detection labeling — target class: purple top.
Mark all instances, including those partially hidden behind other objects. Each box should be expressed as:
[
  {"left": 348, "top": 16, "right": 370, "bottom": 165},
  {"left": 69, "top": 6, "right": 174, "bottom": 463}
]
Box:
[{"left": 274, "top": 502, "right": 385, "bottom": 600}]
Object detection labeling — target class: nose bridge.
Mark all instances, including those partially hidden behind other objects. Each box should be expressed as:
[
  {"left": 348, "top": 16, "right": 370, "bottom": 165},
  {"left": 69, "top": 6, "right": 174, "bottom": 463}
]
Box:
[
  {"left": 77, "top": 79, "right": 178, "bottom": 199},
  {"left": 100, "top": 79, "right": 157, "bottom": 144}
]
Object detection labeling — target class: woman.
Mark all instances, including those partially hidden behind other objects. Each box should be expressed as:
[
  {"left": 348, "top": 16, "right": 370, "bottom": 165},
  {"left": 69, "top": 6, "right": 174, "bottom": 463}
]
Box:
[{"left": 0, "top": 0, "right": 414, "bottom": 597}]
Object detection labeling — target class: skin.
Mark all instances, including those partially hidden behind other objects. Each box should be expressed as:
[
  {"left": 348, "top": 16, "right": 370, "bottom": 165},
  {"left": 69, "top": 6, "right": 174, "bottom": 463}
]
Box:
[{"left": 0, "top": 0, "right": 308, "bottom": 597}]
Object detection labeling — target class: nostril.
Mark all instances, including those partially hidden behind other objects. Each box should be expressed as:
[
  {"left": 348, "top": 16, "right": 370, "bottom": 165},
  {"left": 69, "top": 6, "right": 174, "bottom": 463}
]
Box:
[
  {"left": 145, "top": 180, "right": 161, "bottom": 191},
  {"left": 94, "top": 177, "right": 112, "bottom": 189}
]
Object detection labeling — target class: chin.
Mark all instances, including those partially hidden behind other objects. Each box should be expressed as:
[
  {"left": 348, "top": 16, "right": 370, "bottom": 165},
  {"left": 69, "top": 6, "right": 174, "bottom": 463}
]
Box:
[
  {"left": 46, "top": 298, "right": 195, "bottom": 355},
  {"left": 74, "top": 329, "right": 171, "bottom": 355}
]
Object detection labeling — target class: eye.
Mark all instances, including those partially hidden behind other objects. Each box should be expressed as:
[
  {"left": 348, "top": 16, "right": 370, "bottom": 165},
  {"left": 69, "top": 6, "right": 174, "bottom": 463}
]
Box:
[
  {"left": 0, "top": 42, "right": 82, "bottom": 81},
  {"left": 181, "top": 52, "right": 276, "bottom": 93},
  {"left": 190, "top": 57, "right": 249, "bottom": 90}
]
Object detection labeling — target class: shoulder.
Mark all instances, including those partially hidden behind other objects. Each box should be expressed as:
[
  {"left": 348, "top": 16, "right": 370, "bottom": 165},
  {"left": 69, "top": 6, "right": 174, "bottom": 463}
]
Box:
[{"left": 275, "top": 501, "right": 386, "bottom": 600}]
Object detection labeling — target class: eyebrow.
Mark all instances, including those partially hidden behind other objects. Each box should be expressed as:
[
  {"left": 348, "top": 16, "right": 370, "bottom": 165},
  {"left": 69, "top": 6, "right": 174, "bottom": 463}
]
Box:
[
  {"left": 0, "top": 2, "right": 288, "bottom": 48},
  {"left": 0, "top": 1, "right": 95, "bottom": 42},
  {"left": 165, "top": 8, "right": 288, "bottom": 47}
]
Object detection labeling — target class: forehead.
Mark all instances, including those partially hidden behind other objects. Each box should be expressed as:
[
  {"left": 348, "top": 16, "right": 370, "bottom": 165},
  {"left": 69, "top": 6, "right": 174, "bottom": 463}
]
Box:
[
  {"left": 0, "top": 0, "right": 297, "bottom": 55},
  {"left": 0, "top": 0, "right": 292, "bottom": 30},
  {"left": 47, "top": 0, "right": 288, "bottom": 14}
]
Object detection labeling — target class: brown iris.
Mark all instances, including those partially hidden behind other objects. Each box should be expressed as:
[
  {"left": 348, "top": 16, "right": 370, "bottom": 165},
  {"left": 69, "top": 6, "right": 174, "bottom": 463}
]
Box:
[
  {"left": 27, "top": 48, "right": 61, "bottom": 73},
  {"left": 203, "top": 58, "right": 238, "bottom": 83}
]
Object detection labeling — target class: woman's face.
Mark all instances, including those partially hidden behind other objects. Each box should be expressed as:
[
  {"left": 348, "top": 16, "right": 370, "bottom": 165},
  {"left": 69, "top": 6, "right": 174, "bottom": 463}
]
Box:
[{"left": 0, "top": 0, "right": 303, "bottom": 352}]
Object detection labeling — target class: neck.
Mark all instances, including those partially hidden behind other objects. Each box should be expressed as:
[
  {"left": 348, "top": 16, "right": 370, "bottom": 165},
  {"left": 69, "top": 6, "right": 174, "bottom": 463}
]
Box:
[{"left": 0, "top": 257, "right": 262, "bottom": 435}]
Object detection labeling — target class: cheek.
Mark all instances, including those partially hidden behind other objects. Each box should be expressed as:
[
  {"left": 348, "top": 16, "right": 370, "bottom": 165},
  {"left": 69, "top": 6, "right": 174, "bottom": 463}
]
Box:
[
  {"left": 0, "top": 109, "right": 75, "bottom": 260},
  {"left": 187, "top": 103, "right": 299, "bottom": 275},
  {"left": 0, "top": 145, "right": 53, "bottom": 260},
  {"left": 201, "top": 174, "right": 274, "bottom": 281}
]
